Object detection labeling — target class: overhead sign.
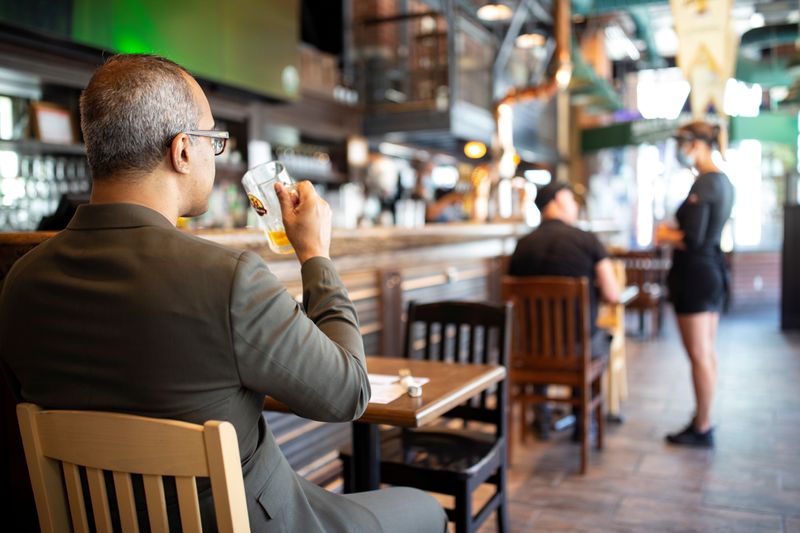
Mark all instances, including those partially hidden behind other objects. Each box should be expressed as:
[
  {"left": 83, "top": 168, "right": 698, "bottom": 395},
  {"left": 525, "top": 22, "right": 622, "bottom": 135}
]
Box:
[
  {"left": 581, "top": 113, "right": 798, "bottom": 153},
  {"left": 670, "top": 0, "right": 738, "bottom": 117}
]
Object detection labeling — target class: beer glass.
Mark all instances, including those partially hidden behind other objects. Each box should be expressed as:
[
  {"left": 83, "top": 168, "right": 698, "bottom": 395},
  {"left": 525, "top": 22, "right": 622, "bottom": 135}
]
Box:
[{"left": 241, "top": 161, "right": 296, "bottom": 254}]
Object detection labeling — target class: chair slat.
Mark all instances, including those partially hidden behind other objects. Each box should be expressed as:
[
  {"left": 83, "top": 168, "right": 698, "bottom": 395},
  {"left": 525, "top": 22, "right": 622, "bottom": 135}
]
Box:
[
  {"left": 526, "top": 299, "right": 536, "bottom": 357},
  {"left": 62, "top": 463, "right": 90, "bottom": 533},
  {"left": 86, "top": 467, "right": 113, "bottom": 533},
  {"left": 176, "top": 476, "right": 203, "bottom": 532},
  {"left": 541, "top": 298, "right": 552, "bottom": 359},
  {"left": 112, "top": 471, "right": 139, "bottom": 533},
  {"left": 423, "top": 321, "right": 432, "bottom": 360},
  {"left": 566, "top": 296, "right": 577, "bottom": 359},
  {"left": 554, "top": 298, "right": 565, "bottom": 359},
  {"left": 467, "top": 323, "right": 476, "bottom": 363},
  {"left": 143, "top": 474, "right": 169, "bottom": 533}
]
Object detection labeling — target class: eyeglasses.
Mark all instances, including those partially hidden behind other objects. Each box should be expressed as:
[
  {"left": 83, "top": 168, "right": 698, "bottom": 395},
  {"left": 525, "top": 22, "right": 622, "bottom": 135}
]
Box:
[{"left": 184, "top": 130, "right": 230, "bottom": 156}]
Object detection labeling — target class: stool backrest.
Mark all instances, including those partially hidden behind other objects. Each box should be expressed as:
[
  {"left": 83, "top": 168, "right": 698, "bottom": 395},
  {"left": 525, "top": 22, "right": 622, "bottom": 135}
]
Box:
[
  {"left": 501, "top": 276, "right": 591, "bottom": 372},
  {"left": 16, "top": 403, "right": 250, "bottom": 533}
]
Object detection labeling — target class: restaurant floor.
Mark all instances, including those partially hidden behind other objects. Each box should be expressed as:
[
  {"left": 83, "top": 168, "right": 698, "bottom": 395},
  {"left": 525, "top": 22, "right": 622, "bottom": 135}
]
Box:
[{"left": 466, "top": 306, "right": 800, "bottom": 533}]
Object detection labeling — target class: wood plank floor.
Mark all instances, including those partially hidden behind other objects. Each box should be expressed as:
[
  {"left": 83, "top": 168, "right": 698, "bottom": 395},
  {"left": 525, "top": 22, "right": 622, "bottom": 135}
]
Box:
[{"left": 475, "top": 306, "right": 800, "bottom": 532}]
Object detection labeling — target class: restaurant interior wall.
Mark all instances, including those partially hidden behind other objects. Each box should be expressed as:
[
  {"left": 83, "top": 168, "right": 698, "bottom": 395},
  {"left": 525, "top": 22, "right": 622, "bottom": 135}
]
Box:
[{"left": 0, "top": 0, "right": 367, "bottom": 232}]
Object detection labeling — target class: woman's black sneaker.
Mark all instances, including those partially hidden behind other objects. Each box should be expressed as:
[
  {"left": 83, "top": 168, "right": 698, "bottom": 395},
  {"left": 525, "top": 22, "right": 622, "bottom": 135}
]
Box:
[{"left": 665, "top": 423, "right": 714, "bottom": 447}]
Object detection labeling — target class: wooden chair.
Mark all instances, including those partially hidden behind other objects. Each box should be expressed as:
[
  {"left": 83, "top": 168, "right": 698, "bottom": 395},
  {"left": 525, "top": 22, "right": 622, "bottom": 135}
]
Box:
[
  {"left": 612, "top": 249, "right": 671, "bottom": 338},
  {"left": 16, "top": 403, "right": 250, "bottom": 533},
  {"left": 341, "top": 300, "right": 511, "bottom": 533},
  {"left": 501, "top": 276, "right": 606, "bottom": 475}
]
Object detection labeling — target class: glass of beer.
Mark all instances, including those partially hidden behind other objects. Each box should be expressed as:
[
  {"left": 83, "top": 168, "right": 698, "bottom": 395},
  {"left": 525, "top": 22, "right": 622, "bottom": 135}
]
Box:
[{"left": 241, "top": 161, "right": 296, "bottom": 254}]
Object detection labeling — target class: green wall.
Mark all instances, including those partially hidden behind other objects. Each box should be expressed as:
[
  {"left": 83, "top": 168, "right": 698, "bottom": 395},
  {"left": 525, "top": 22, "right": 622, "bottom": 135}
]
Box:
[{"left": 1, "top": 0, "right": 299, "bottom": 100}]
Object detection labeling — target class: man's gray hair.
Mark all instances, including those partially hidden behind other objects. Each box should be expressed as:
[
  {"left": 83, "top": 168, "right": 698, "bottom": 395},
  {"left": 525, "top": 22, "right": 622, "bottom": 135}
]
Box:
[{"left": 80, "top": 54, "right": 200, "bottom": 180}]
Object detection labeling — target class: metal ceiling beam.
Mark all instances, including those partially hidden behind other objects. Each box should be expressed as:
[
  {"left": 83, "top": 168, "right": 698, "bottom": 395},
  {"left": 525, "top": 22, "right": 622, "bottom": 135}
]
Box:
[
  {"left": 493, "top": 1, "right": 531, "bottom": 80},
  {"left": 523, "top": 0, "right": 553, "bottom": 25}
]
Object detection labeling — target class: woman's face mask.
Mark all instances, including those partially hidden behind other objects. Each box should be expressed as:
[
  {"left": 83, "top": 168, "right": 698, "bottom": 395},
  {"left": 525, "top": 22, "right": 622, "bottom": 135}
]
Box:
[{"left": 677, "top": 142, "right": 696, "bottom": 169}]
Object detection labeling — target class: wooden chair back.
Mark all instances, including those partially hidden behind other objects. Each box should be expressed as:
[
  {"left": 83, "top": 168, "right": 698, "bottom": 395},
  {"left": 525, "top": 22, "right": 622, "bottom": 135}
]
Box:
[
  {"left": 612, "top": 249, "right": 670, "bottom": 296},
  {"left": 611, "top": 249, "right": 671, "bottom": 337},
  {"left": 403, "top": 300, "right": 512, "bottom": 435},
  {"left": 500, "top": 276, "right": 592, "bottom": 374},
  {"left": 16, "top": 403, "right": 250, "bottom": 533}
]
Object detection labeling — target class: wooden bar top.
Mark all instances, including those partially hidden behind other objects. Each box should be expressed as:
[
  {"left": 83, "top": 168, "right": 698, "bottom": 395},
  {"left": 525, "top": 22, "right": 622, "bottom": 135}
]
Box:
[
  {"left": 264, "top": 356, "right": 506, "bottom": 428},
  {"left": 0, "top": 223, "right": 528, "bottom": 280}
]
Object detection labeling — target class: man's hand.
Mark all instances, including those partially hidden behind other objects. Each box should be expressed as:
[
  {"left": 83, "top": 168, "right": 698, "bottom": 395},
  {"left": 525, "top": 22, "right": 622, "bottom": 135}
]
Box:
[{"left": 276, "top": 181, "right": 332, "bottom": 263}]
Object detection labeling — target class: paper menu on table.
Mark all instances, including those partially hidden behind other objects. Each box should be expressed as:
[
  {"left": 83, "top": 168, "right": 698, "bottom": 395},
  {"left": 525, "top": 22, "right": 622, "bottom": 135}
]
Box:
[{"left": 368, "top": 373, "right": 430, "bottom": 404}]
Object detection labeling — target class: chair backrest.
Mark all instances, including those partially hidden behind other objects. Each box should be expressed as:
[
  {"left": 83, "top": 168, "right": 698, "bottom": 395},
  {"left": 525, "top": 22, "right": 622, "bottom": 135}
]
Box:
[
  {"left": 403, "top": 300, "right": 512, "bottom": 434},
  {"left": 501, "top": 276, "right": 592, "bottom": 372},
  {"left": 612, "top": 249, "right": 670, "bottom": 289},
  {"left": 16, "top": 403, "right": 250, "bottom": 533}
]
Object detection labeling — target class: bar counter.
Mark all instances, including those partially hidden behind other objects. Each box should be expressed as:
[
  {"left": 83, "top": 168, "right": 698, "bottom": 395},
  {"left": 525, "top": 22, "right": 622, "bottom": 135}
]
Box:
[{"left": 195, "top": 222, "right": 528, "bottom": 276}]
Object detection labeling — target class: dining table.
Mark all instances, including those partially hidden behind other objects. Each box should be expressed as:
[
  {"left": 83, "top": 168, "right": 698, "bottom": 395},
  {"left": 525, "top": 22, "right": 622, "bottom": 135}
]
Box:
[{"left": 264, "top": 355, "right": 506, "bottom": 492}]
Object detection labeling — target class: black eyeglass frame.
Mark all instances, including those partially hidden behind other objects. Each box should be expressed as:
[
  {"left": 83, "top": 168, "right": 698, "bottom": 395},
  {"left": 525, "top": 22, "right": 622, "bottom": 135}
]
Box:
[{"left": 182, "top": 130, "right": 230, "bottom": 156}]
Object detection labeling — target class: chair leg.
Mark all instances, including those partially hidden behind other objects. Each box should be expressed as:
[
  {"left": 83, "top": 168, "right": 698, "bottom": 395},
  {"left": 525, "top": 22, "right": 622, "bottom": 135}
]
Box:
[
  {"left": 580, "top": 384, "right": 590, "bottom": 475},
  {"left": 455, "top": 488, "right": 472, "bottom": 533},
  {"left": 507, "top": 398, "right": 515, "bottom": 465},
  {"left": 619, "top": 348, "right": 628, "bottom": 401},
  {"left": 594, "top": 379, "right": 604, "bottom": 451},
  {"left": 638, "top": 310, "right": 645, "bottom": 337},
  {"left": 342, "top": 456, "right": 352, "bottom": 493},
  {"left": 652, "top": 306, "right": 660, "bottom": 338},
  {"left": 605, "top": 361, "right": 618, "bottom": 418},
  {"left": 519, "top": 399, "right": 527, "bottom": 445},
  {"left": 496, "top": 463, "right": 509, "bottom": 533}
]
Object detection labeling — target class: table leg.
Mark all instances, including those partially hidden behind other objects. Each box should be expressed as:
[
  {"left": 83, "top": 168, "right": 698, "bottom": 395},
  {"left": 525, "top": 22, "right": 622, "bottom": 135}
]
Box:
[{"left": 351, "top": 422, "right": 380, "bottom": 492}]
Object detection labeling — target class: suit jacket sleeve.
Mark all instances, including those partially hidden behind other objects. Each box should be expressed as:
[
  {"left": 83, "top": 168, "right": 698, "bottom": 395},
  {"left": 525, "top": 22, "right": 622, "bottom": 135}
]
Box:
[{"left": 229, "top": 252, "right": 370, "bottom": 422}]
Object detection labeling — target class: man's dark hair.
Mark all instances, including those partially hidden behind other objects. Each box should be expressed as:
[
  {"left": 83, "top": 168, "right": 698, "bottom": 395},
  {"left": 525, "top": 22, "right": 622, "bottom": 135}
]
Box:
[
  {"left": 79, "top": 54, "right": 200, "bottom": 180},
  {"left": 534, "top": 181, "right": 571, "bottom": 211}
]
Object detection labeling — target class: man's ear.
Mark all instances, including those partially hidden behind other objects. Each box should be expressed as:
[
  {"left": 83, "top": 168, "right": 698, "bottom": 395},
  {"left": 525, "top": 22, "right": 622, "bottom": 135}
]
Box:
[{"left": 169, "top": 133, "right": 192, "bottom": 174}]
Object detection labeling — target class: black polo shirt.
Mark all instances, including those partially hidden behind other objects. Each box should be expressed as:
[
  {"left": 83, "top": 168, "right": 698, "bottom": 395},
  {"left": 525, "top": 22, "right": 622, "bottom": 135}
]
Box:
[{"left": 508, "top": 218, "right": 608, "bottom": 333}]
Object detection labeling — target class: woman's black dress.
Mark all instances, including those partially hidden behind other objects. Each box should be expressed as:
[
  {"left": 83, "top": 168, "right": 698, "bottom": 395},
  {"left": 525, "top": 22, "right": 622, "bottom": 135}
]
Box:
[{"left": 668, "top": 172, "right": 734, "bottom": 314}]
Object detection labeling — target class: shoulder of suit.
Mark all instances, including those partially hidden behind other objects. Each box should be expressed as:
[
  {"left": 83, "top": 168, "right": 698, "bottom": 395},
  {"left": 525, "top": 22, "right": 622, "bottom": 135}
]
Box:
[{"left": 162, "top": 227, "right": 248, "bottom": 262}]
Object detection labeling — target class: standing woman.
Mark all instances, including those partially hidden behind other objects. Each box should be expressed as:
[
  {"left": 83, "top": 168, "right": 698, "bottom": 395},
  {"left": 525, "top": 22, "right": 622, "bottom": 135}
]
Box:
[{"left": 656, "top": 121, "right": 734, "bottom": 447}]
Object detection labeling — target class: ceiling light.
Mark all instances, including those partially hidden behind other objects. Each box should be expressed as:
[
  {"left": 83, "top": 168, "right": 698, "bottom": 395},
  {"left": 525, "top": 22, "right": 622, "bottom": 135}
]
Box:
[
  {"left": 464, "top": 141, "right": 488, "bottom": 159},
  {"left": 477, "top": 3, "right": 513, "bottom": 22},
  {"left": 515, "top": 25, "right": 548, "bottom": 49}
]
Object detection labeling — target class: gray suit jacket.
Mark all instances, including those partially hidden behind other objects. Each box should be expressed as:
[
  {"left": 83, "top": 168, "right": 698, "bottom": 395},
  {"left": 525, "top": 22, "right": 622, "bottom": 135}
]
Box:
[{"left": 0, "top": 204, "right": 381, "bottom": 532}]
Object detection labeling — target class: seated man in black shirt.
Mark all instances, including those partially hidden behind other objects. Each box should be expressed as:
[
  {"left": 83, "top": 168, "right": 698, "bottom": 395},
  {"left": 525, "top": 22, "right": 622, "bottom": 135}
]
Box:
[{"left": 508, "top": 181, "right": 620, "bottom": 437}]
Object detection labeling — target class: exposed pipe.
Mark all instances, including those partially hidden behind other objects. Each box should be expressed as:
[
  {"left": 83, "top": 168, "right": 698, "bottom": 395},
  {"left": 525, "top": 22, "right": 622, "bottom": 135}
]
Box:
[{"left": 495, "top": 0, "right": 570, "bottom": 108}]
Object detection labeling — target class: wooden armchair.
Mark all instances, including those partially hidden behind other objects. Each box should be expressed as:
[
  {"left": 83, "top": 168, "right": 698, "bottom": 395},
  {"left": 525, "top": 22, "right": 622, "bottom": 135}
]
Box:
[
  {"left": 501, "top": 276, "right": 606, "bottom": 475},
  {"left": 16, "top": 403, "right": 250, "bottom": 533},
  {"left": 341, "top": 300, "right": 511, "bottom": 533}
]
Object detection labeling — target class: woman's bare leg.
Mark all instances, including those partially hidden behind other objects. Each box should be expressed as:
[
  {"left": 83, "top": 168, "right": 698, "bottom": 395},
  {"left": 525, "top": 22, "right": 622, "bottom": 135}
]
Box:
[{"left": 676, "top": 312, "right": 717, "bottom": 432}]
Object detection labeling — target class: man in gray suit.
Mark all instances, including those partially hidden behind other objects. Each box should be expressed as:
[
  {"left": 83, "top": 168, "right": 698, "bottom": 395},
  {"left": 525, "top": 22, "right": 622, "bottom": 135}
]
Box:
[{"left": 0, "top": 54, "right": 446, "bottom": 532}]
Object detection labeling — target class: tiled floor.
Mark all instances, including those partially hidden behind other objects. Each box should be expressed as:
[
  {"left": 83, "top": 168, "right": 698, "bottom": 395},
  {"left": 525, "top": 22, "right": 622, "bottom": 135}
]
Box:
[{"left": 478, "top": 306, "right": 800, "bottom": 532}]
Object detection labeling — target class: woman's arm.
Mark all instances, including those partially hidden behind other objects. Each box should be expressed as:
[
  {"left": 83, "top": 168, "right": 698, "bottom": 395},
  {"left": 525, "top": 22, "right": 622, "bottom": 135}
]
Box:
[{"left": 655, "top": 223, "right": 686, "bottom": 248}]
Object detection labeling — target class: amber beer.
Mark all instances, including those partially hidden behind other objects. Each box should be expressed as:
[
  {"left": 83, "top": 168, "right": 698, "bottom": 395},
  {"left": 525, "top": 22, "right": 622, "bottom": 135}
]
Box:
[{"left": 241, "top": 161, "right": 296, "bottom": 254}]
